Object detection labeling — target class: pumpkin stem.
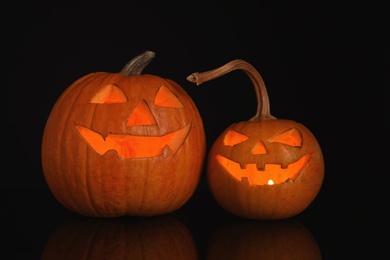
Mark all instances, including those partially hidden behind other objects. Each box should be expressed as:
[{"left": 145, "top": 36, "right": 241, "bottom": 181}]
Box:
[
  {"left": 120, "top": 50, "right": 155, "bottom": 76},
  {"left": 187, "top": 59, "right": 276, "bottom": 121}
]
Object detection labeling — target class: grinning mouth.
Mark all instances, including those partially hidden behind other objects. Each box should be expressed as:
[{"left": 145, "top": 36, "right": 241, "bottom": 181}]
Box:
[
  {"left": 215, "top": 154, "right": 310, "bottom": 185},
  {"left": 76, "top": 124, "right": 191, "bottom": 159}
]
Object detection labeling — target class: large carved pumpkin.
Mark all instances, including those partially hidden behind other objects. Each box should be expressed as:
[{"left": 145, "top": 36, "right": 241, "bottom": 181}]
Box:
[
  {"left": 42, "top": 216, "right": 198, "bottom": 260},
  {"left": 42, "top": 51, "right": 206, "bottom": 217},
  {"left": 188, "top": 59, "right": 324, "bottom": 219}
]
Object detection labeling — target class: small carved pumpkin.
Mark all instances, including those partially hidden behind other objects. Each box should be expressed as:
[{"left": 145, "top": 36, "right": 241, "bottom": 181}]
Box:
[
  {"left": 207, "top": 220, "right": 322, "bottom": 259},
  {"left": 42, "top": 51, "right": 206, "bottom": 217},
  {"left": 188, "top": 60, "right": 324, "bottom": 220},
  {"left": 42, "top": 216, "right": 198, "bottom": 260}
]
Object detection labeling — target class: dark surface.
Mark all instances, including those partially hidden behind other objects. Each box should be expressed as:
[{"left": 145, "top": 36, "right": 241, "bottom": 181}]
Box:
[{"left": 2, "top": 4, "right": 389, "bottom": 259}]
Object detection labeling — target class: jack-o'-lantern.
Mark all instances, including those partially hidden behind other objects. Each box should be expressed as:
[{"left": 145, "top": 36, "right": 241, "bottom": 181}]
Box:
[
  {"left": 207, "top": 220, "right": 322, "bottom": 259},
  {"left": 187, "top": 59, "right": 324, "bottom": 219},
  {"left": 42, "top": 51, "right": 206, "bottom": 217},
  {"left": 42, "top": 216, "right": 198, "bottom": 260}
]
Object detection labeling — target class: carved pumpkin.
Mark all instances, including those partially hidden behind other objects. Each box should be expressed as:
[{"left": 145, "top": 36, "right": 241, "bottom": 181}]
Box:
[
  {"left": 188, "top": 60, "right": 324, "bottom": 219},
  {"left": 207, "top": 220, "right": 322, "bottom": 259},
  {"left": 42, "top": 51, "right": 206, "bottom": 217},
  {"left": 42, "top": 216, "right": 198, "bottom": 260}
]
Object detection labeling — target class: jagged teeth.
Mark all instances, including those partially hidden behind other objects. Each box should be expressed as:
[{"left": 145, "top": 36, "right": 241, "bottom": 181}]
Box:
[
  {"left": 241, "top": 177, "right": 250, "bottom": 185},
  {"left": 239, "top": 163, "right": 247, "bottom": 169},
  {"left": 238, "top": 162, "right": 288, "bottom": 171},
  {"left": 256, "top": 163, "right": 265, "bottom": 171},
  {"left": 280, "top": 162, "right": 289, "bottom": 169}
]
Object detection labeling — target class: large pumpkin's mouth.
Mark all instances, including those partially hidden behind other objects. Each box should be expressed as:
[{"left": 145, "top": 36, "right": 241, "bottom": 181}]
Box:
[
  {"left": 215, "top": 154, "right": 310, "bottom": 185},
  {"left": 76, "top": 124, "right": 191, "bottom": 159}
]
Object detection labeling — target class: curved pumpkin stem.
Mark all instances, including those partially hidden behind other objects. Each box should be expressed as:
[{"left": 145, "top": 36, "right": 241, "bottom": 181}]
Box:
[
  {"left": 187, "top": 59, "right": 276, "bottom": 121},
  {"left": 120, "top": 50, "right": 155, "bottom": 76}
]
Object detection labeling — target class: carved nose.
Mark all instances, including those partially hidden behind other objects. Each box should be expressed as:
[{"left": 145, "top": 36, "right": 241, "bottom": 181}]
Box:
[
  {"left": 251, "top": 141, "right": 267, "bottom": 155},
  {"left": 127, "top": 100, "right": 157, "bottom": 126}
]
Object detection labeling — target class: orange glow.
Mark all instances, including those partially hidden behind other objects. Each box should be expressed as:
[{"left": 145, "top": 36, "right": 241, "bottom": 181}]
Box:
[
  {"left": 223, "top": 130, "right": 249, "bottom": 146},
  {"left": 127, "top": 100, "right": 157, "bottom": 126},
  {"left": 76, "top": 124, "right": 191, "bottom": 158},
  {"left": 90, "top": 84, "right": 128, "bottom": 104},
  {"left": 154, "top": 85, "right": 184, "bottom": 108},
  {"left": 251, "top": 141, "right": 267, "bottom": 155},
  {"left": 268, "top": 128, "right": 302, "bottom": 147},
  {"left": 215, "top": 154, "right": 310, "bottom": 185},
  {"left": 77, "top": 84, "right": 192, "bottom": 158}
]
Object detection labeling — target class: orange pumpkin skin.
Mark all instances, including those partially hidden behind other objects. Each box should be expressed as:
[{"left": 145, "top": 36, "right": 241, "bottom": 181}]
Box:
[
  {"left": 207, "top": 119, "right": 324, "bottom": 220},
  {"left": 188, "top": 59, "right": 324, "bottom": 220},
  {"left": 42, "top": 53, "right": 206, "bottom": 217},
  {"left": 42, "top": 216, "right": 198, "bottom": 260}
]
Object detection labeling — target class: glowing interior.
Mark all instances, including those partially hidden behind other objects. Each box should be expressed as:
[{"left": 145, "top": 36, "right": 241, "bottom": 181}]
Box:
[
  {"left": 154, "top": 85, "right": 183, "bottom": 108},
  {"left": 77, "top": 124, "right": 191, "bottom": 158},
  {"left": 268, "top": 128, "right": 302, "bottom": 147},
  {"left": 90, "top": 84, "right": 128, "bottom": 104},
  {"left": 216, "top": 128, "right": 308, "bottom": 185},
  {"left": 216, "top": 154, "right": 310, "bottom": 185},
  {"left": 127, "top": 100, "right": 157, "bottom": 126},
  {"left": 223, "top": 130, "right": 249, "bottom": 146},
  {"left": 224, "top": 128, "right": 303, "bottom": 148},
  {"left": 77, "top": 83, "right": 190, "bottom": 158},
  {"left": 251, "top": 141, "right": 267, "bottom": 155}
]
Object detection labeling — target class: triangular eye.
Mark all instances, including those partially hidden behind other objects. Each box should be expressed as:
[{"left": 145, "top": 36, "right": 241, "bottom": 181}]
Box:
[
  {"left": 223, "top": 130, "right": 249, "bottom": 146},
  {"left": 268, "top": 128, "right": 302, "bottom": 147},
  {"left": 90, "top": 84, "right": 127, "bottom": 104},
  {"left": 154, "top": 85, "right": 183, "bottom": 108}
]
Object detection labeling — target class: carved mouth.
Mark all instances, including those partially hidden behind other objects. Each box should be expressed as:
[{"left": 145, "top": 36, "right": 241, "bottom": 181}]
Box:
[
  {"left": 215, "top": 154, "right": 310, "bottom": 185},
  {"left": 76, "top": 124, "right": 191, "bottom": 159}
]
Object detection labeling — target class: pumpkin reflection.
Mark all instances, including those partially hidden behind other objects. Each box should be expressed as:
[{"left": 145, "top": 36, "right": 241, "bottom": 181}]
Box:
[
  {"left": 207, "top": 220, "right": 322, "bottom": 260},
  {"left": 42, "top": 215, "right": 198, "bottom": 260}
]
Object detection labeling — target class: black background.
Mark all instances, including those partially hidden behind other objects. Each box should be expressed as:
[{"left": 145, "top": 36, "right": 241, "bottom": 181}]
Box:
[{"left": 2, "top": 3, "right": 389, "bottom": 259}]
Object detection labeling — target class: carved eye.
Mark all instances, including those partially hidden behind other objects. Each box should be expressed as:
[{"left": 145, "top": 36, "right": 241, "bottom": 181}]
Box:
[
  {"left": 90, "top": 84, "right": 128, "bottom": 104},
  {"left": 223, "top": 130, "right": 267, "bottom": 155},
  {"left": 223, "top": 130, "right": 249, "bottom": 146},
  {"left": 154, "top": 85, "right": 183, "bottom": 108},
  {"left": 268, "top": 128, "right": 302, "bottom": 147}
]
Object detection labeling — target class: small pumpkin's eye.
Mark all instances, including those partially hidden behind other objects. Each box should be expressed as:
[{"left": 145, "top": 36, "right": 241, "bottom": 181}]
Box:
[
  {"left": 268, "top": 128, "right": 302, "bottom": 147},
  {"left": 223, "top": 130, "right": 249, "bottom": 146},
  {"left": 90, "top": 84, "right": 128, "bottom": 104},
  {"left": 154, "top": 85, "right": 183, "bottom": 108}
]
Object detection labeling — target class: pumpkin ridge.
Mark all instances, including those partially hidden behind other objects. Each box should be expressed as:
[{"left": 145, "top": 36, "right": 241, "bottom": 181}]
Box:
[
  {"left": 63, "top": 75, "right": 101, "bottom": 215},
  {"left": 42, "top": 51, "right": 206, "bottom": 217},
  {"left": 83, "top": 73, "right": 117, "bottom": 216}
]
